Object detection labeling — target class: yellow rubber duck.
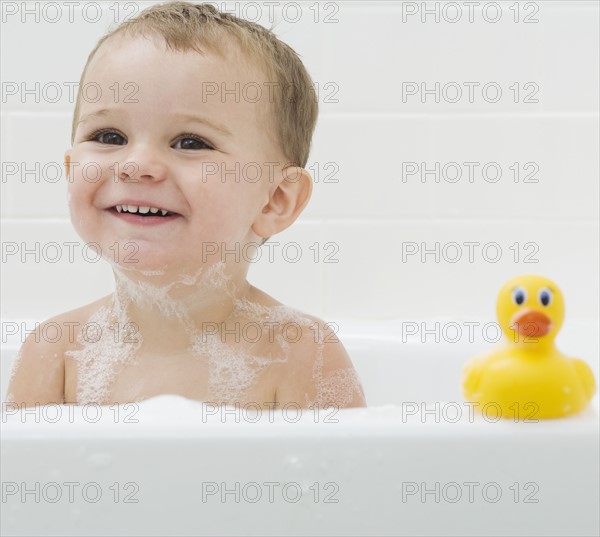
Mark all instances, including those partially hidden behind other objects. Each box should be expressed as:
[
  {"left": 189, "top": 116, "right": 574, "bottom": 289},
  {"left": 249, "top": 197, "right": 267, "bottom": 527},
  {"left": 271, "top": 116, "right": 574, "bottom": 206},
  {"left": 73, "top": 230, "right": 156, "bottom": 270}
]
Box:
[{"left": 462, "top": 274, "right": 596, "bottom": 419}]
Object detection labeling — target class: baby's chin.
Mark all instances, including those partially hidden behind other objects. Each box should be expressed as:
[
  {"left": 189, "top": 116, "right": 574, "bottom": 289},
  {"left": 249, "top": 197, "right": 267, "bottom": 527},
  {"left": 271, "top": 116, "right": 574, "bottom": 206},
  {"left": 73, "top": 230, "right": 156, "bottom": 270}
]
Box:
[
  {"left": 106, "top": 255, "right": 195, "bottom": 276},
  {"left": 105, "top": 251, "right": 231, "bottom": 286},
  {"left": 111, "top": 260, "right": 169, "bottom": 277}
]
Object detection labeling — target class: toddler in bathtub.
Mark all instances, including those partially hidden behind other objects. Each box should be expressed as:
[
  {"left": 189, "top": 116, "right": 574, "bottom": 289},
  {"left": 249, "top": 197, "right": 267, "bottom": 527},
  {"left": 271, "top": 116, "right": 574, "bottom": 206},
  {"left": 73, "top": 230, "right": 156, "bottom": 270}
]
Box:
[{"left": 7, "top": 1, "right": 366, "bottom": 409}]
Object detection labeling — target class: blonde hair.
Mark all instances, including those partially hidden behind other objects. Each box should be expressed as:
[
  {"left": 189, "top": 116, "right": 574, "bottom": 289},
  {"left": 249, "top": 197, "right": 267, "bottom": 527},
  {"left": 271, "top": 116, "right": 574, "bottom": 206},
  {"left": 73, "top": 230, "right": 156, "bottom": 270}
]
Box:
[{"left": 70, "top": 1, "right": 319, "bottom": 168}]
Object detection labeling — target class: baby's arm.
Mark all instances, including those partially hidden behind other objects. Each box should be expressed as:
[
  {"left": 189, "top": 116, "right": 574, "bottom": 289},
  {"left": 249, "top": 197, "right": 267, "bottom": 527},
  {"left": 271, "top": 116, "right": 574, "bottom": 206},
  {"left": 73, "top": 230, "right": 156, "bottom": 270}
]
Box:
[
  {"left": 275, "top": 320, "right": 367, "bottom": 409},
  {"left": 6, "top": 320, "right": 66, "bottom": 406}
]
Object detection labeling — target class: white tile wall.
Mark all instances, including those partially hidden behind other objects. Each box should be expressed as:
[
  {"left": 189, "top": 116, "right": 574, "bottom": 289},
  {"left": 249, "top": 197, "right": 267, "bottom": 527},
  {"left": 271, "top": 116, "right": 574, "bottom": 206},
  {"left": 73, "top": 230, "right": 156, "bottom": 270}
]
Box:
[
  {"left": 1, "top": 1, "right": 598, "bottom": 324},
  {"left": 319, "top": 2, "right": 599, "bottom": 114},
  {"left": 322, "top": 218, "right": 599, "bottom": 319}
]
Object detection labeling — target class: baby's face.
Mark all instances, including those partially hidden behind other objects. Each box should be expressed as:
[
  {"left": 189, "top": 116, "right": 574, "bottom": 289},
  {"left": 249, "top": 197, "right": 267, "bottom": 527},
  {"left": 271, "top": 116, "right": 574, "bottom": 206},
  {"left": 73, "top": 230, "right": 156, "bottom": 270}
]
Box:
[{"left": 66, "top": 35, "right": 285, "bottom": 276}]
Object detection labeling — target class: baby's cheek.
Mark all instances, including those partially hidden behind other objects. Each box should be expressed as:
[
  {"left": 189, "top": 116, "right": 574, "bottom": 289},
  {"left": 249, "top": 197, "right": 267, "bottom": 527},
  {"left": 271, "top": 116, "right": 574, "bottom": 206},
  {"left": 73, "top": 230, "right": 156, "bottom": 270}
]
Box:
[
  {"left": 66, "top": 179, "right": 99, "bottom": 243},
  {"left": 190, "top": 206, "right": 248, "bottom": 247},
  {"left": 193, "top": 183, "right": 257, "bottom": 238},
  {"left": 68, "top": 202, "right": 94, "bottom": 244},
  {"left": 184, "top": 210, "right": 255, "bottom": 270},
  {"left": 66, "top": 182, "right": 84, "bottom": 223}
]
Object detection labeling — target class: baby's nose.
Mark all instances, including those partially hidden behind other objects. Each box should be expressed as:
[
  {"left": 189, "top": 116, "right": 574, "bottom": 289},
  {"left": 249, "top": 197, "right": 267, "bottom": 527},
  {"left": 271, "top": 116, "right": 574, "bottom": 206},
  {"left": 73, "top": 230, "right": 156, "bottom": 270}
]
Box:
[{"left": 116, "top": 146, "right": 168, "bottom": 183}]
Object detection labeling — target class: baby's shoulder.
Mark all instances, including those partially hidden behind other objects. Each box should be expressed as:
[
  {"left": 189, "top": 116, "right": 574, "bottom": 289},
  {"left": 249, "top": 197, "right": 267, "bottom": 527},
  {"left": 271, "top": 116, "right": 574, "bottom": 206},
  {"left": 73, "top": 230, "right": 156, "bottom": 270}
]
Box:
[
  {"left": 7, "top": 296, "right": 111, "bottom": 405},
  {"left": 32, "top": 294, "right": 112, "bottom": 352},
  {"left": 272, "top": 313, "right": 365, "bottom": 408},
  {"left": 238, "top": 286, "right": 344, "bottom": 355},
  {"left": 243, "top": 287, "right": 365, "bottom": 407}
]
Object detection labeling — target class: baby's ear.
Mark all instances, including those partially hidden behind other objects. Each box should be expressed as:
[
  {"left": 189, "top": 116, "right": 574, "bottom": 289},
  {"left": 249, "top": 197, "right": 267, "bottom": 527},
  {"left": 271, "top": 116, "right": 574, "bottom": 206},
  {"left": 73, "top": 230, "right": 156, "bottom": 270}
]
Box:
[
  {"left": 64, "top": 150, "right": 72, "bottom": 181},
  {"left": 252, "top": 165, "right": 313, "bottom": 239}
]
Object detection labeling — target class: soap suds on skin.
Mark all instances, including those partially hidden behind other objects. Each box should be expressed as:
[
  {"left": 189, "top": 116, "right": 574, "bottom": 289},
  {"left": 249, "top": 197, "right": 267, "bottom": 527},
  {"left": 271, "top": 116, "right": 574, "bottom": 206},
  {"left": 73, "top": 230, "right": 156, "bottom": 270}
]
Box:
[
  {"left": 302, "top": 321, "right": 365, "bottom": 409},
  {"left": 192, "top": 334, "right": 286, "bottom": 404},
  {"left": 57, "top": 259, "right": 363, "bottom": 408},
  {"left": 65, "top": 304, "right": 142, "bottom": 404}
]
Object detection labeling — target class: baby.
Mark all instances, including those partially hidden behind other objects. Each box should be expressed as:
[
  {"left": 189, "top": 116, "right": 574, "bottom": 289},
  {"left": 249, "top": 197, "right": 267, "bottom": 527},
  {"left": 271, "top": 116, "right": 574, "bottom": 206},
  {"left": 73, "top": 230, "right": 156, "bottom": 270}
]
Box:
[{"left": 7, "top": 1, "right": 366, "bottom": 409}]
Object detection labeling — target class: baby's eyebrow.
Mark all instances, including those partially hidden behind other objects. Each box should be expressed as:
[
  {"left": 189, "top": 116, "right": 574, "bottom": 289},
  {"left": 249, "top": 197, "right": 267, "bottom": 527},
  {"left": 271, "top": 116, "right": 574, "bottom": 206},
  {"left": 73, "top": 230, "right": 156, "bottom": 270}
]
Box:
[
  {"left": 78, "top": 108, "right": 111, "bottom": 125},
  {"left": 77, "top": 109, "right": 232, "bottom": 138},
  {"left": 171, "top": 112, "right": 232, "bottom": 138}
]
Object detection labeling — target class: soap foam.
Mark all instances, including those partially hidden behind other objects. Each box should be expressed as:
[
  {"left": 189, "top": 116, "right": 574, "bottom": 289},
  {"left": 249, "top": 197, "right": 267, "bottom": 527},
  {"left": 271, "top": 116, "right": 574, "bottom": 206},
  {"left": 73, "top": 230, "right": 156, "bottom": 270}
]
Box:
[
  {"left": 190, "top": 298, "right": 312, "bottom": 403},
  {"left": 192, "top": 333, "right": 285, "bottom": 404},
  {"left": 309, "top": 362, "right": 365, "bottom": 408},
  {"left": 59, "top": 255, "right": 363, "bottom": 408},
  {"left": 65, "top": 304, "right": 142, "bottom": 404},
  {"left": 65, "top": 262, "right": 233, "bottom": 404},
  {"left": 305, "top": 322, "right": 365, "bottom": 409},
  {"left": 233, "top": 299, "right": 365, "bottom": 408}
]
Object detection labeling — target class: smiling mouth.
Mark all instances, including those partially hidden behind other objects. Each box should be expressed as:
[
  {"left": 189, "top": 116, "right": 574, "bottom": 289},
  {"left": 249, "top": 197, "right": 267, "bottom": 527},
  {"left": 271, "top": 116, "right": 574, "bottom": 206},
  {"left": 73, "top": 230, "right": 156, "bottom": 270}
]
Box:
[
  {"left": 107, "top": 206, "right": 181, "bottom": 225},
  {"left": 113, "top": 204, "right": 178, "bottom": 217}
]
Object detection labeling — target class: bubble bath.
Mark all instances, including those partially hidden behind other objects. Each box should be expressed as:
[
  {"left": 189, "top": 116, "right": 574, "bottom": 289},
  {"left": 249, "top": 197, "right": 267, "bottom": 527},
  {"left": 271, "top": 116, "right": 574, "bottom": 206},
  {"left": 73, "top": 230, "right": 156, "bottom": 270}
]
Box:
[{"left": 2, "top": 326, "right": 598, "bottom": 537}]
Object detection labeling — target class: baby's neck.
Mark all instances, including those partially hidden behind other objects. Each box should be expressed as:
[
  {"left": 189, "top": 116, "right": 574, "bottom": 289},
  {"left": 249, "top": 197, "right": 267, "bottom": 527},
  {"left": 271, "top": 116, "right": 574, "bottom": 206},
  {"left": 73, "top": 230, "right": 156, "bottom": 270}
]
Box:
[{"left": 109, "top": 262, "right": 251, "bottom": 352}]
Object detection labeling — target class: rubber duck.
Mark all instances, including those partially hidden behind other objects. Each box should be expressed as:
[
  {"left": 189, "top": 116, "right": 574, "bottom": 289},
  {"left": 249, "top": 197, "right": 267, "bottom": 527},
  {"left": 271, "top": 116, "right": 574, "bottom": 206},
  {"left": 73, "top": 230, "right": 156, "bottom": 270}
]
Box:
[{"left": 462, "top": 274, "right": 596, "bottom": 419}]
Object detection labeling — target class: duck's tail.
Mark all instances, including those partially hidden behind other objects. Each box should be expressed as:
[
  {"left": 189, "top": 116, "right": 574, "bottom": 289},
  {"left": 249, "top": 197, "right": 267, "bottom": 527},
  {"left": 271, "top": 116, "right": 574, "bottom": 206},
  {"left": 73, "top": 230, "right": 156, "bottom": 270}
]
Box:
[{"left": 573, "top": 358, "right": 597, "bottom": 399}]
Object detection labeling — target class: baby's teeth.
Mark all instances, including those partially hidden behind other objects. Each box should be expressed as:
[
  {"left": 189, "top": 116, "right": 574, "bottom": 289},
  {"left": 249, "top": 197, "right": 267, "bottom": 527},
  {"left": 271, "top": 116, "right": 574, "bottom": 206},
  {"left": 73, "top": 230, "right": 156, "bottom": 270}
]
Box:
[{"left": 114, "top": 205, "right": 169, "bottom": 215}]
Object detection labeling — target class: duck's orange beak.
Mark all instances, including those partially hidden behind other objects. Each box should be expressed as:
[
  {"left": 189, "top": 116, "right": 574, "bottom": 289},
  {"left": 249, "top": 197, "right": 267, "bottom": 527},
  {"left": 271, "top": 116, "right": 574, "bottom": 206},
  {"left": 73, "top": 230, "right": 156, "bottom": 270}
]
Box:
[{"left": 511, "top": 309, "right": 553, "bottom": 337}]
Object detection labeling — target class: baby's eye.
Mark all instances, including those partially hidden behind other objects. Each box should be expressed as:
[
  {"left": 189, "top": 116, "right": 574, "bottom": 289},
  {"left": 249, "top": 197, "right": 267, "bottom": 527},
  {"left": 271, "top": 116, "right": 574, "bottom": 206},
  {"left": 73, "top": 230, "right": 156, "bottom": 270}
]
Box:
[
  {"left": 89, "top": 129, "right": 126, "bottom": 145},
  {"left": 173, "top": 135, "right": 213, "bottom": 151}
]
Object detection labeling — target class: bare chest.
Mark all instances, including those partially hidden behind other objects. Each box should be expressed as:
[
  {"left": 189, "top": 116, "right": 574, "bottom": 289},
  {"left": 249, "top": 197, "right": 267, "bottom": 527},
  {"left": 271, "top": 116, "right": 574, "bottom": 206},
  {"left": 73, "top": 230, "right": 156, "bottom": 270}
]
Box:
[{"left": 64, "top": 347, "right": 279, "bottom": 406}]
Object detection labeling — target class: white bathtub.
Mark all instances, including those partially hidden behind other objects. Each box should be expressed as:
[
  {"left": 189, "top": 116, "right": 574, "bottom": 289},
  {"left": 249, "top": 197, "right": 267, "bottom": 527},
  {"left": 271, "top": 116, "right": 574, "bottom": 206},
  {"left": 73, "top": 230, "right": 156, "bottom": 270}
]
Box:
[{"left": 1, "top": 320, "right": 599, "bottom": 537}]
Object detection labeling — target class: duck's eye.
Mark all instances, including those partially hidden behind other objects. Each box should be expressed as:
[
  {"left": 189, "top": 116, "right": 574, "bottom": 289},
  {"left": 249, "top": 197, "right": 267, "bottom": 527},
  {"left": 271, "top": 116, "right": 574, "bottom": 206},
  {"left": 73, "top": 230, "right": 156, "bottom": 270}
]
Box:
[
  {"left": 538, "top": 288, "right": 552, "bottom": 306},
  {"left": 513, "top": 287, "right": 527, "bottom": 305}
]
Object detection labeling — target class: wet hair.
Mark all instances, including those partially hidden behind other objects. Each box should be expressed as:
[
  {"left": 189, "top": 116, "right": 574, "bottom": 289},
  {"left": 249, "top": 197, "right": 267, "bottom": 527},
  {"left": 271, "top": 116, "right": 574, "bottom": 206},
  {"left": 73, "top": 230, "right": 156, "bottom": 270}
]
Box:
[{"left": 70, "top": 1, "right": 319, "bottom": 168}]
